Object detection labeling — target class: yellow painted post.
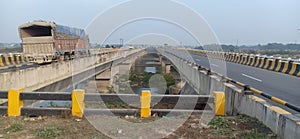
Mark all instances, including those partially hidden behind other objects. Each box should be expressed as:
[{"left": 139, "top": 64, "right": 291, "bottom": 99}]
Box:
[
  {"left": 72, "top": 89, "right": 85, "bottom": 118},
  {"left": 8, "top": 89, "right": 23, "bottom": 116},
  {"left": 140, "top": 90, "right": 151, "bottom": 118},
  {"left": 214, "top": 91, "right": 225, "bottom": 116}
]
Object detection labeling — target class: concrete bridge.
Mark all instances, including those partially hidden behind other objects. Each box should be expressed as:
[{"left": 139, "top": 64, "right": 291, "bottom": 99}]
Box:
[
  {"left": 0, "top": 48, "right": 144, "bottom": 92},
  {"left": 1, "top": 47, "right": 300, "bottom": 138}
]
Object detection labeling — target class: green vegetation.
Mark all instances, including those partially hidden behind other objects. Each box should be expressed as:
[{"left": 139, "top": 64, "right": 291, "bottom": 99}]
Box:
[
  {"left": 238, "top": 114, "right": 257, "bottom": 123},
  {"left": 5, "top": 123, "right": 23, "bottom": 133},
  {"left": 36, "top": 126, "right": 61, "bottom": 138},
  {"left": 242, "top": 129, "right": 270, "bottom": 139},
  {"left": 129, "top": 72, "right": 175, "bottom": 87},
  {"left": 209, "top": 117, "right": 229, "bottom": 129},
  {"left": 104, "top": 102, "right": 131, "bottom": 109},
  {"left": 164, "top": 74, "right": 175, "bottom": 87},
  {"left": 214, "top": 128, "right": 230, "bottom": 136},
  {"left": 129, "top": 72, "right": 153, "bottom": 87}
]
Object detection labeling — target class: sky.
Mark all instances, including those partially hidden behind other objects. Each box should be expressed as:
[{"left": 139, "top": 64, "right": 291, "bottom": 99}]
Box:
[{"left": 0, "top": 0, "right": 300, "bottom": 46}]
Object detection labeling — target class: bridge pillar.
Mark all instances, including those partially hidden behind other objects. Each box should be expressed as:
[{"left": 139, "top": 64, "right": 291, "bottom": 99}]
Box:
[
  {"left": 161, "top": 61, "right": 166, "bottom": 74},
  {"left": 165, "top": 64, "right": 171, "bottom": 74}
]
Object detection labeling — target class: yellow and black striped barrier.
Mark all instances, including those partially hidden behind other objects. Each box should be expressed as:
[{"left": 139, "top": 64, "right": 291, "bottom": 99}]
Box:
[
  {"left": 0, "top": 54, "right": 34, "bottom": 70},
  {"left": 187, "top": 49, "right": 300, "bottom": 78},
  {"left": 224, "top": 77, "right": 300, "bottom": 113}
]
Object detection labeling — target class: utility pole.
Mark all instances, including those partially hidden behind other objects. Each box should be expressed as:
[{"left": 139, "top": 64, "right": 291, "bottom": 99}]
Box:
[{"left": 120, "top": 38, "right": 123, "bottom": 47}]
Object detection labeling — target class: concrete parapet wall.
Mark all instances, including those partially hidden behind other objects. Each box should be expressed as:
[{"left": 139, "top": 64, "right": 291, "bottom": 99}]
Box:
[
  {"left": 159, "top": 50, "right": 225, "bottom": 95},
  {"left": 0, "top": 56, "right": 95, "bottom": 91},
  {"left": 224, "top": 83, "right": 300, "bottom": 139},
  {"left": 0, "top": 48, "right": 143, "bottom": 91}
]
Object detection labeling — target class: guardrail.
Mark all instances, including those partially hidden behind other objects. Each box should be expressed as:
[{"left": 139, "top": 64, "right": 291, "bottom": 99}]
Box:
[
  {"left": 183, "top": 48, "right": 300, "bottom": 77},
  {"left": 0, "top": 89, "right": 212, "bottom": 117},
  {"left": 163, "top": 48, "right": 300, "bottom": 113}
]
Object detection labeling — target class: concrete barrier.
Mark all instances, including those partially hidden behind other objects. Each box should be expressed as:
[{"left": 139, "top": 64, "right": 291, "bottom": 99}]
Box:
[
  {"left": 275, "top": 60, "right": 284, "bottom": 72},
  {"left": 184, "top": 49, "right": 300, "bottom": 77},
  {"left": 268, "top": 59, "right": 276, "bottom": 71},
  {"left": 263, "top": 58, "right": 271, "bottom": 69},
  {"left": 224, "top": 83, "right": 300, "bottom": 139},
  {"left": 0, "top": 49, "right": 143, "bottom": 91}
]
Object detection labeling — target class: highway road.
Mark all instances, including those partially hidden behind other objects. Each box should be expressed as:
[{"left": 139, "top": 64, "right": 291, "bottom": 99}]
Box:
[{"left": 171, "top": 50, "right": 300, "bottom": 112}]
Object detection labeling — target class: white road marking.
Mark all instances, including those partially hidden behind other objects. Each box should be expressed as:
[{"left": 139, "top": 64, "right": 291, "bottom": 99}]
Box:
[
  {"left": 211, "top": 64, "right": 219, "bottom": 67},
  {"left": 242, "top": 74, "right": 262, "bottom": 82},
  {"left": 195, "top": 59, "right": 201, "bottom": 62}
]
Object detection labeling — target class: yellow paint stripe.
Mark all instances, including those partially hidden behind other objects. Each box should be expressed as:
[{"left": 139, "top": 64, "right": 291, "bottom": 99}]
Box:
[
  {"left": 239, "top": 56, "right": 243, "bottom": 64},
  {"left": 236, "top": 82, "right": 245, "bottom": 87},
  {"left": 249, "top": 95, "right": 265, "bottom": 102},
  {"left": 263, "top": 59, "right": 270, "bottom": 69},
  {"left": 4, "top": 56, "right": 10, "bottom": 65},
  {"left": 250, "top": 87, "right": 262, "bottom": 95},
  {"left": 297, "top": 70, "right": 300, "bottom": 77},
  {"left": 275, "top": 61, "right": 282, "bottom": 72},
  {"left": 10, "top": 56, "right": 15, "bottom": 65},
  {"left": 242, "top": 57, "right": 246, "bottom": 64},
  {"left": 16, "top": 56, "right": 21, "bottom": 64},
  {"left": 240, "top": 56, "right": 245, "bottom": 64},
  {"left": 246, "top": 57, "right": 251, "bottom": 65},
  {"left": 0, "top": 57, "right": 4, "bottom": 66},
  {"left": 21, "top": 55, "right": 25, "bottom": 63},
  {"left": 250, "top": 57, "right": 255, "bottom": 66},
  {"left": 259, "top": 58, "right": 265, "bottom": 68},
  {"left": 269, "top": 59, "right": 276, "bottom": 70},
  {"left": 271, "top": 97, "right": 287, "bottom": 105},
  {"left": 234, "top": 56, "right": 239, "bottom": 63},
  {"left": 230, "top": 55, "right": 234, "bottom": 62},
  {"left": 225, "top": 77, "right": 232, "bottom": 81},
  {"left": 269, "top": 106, "right": 291, "bottom": 115},
  {"left": 254, "top": 57, "right": 260, "bottom": 67},
  {"left": 281, "top": 62, "right": 289, "bottom": 73},
  {"left": 289, "top": 63, "right": 297, "bottom": 75}
]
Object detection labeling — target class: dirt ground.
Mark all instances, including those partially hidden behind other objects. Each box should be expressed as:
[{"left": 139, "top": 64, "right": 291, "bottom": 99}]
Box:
[{"left": 0, "top": 114, "right": 276, "bottom": 139}]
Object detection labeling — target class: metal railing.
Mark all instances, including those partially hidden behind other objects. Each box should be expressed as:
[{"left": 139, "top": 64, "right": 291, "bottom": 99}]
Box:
[{"left": 0, "top": 89, "right": 212, "bottom": 117}]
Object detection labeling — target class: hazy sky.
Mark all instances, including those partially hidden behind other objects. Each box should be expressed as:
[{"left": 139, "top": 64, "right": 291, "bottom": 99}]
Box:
[{"left": 0, "top": 0, "right": 300, "bottom": 45}]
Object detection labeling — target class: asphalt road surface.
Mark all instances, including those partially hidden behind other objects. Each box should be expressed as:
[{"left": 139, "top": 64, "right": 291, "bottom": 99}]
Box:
[{"left": 170, "top": 50, "right": 300, "bottom": 113}]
